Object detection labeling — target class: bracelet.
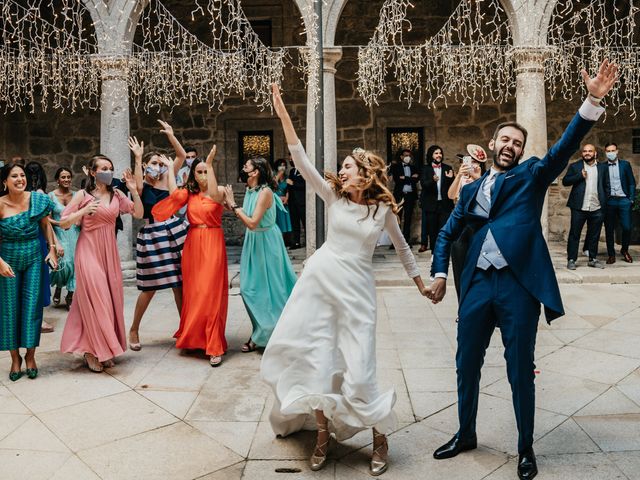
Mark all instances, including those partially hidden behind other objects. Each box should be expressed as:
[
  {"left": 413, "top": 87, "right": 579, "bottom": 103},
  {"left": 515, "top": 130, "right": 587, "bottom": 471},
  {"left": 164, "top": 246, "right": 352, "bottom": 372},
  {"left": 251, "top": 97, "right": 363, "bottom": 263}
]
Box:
[
  {"left": 48, "top": 244, "right": 56, "bottom": 249},
  {"left": 588, "top": 93, "right": 603, "bottom": 104}
]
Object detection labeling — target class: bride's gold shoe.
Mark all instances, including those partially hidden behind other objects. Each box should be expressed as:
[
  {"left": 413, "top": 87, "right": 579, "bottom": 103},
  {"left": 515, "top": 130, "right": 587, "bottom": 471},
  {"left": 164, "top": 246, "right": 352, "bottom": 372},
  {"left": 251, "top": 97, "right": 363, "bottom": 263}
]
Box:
[
  {"left": 310, "top": 426, "right": 330, "bottom": 471},
  {"left": 369, "top": 431, "right": 388, "bottom": 476}
]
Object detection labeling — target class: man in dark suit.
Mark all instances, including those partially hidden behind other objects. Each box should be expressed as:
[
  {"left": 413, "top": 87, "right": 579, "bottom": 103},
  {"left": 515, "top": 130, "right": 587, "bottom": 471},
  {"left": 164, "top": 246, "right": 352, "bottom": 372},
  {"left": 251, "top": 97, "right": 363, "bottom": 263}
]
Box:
[
  {"left": 391, "top": 149, "right": 420, "bottom": 243},
  {"left": 425, "top": 60, "right": 617, "bottom": 480},
  {"left": 419, "top": 145, "right": 454, "bottom": 252},
  {"left": 603, "top": 142, "right": 636, "bottom": 263},
  {"left": 286, "top": 151, "right": 306, "bottom": 249},
  {"left": 562, "top": 144, "right": 609, "bottom": 269}
]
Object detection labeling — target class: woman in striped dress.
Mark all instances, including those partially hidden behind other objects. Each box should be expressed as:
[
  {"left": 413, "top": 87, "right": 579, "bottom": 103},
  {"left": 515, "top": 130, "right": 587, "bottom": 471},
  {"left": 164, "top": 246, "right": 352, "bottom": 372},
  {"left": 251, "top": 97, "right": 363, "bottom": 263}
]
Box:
[{"left": 128, "top": 123, "right": 187, "bottom": 351}]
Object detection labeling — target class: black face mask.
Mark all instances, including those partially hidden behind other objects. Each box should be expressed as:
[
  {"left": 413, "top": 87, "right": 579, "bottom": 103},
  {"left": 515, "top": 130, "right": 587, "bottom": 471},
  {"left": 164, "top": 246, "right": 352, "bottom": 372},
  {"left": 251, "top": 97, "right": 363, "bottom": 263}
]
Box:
[{"left": 239, "top": 170, "right": 250, "bottom": 183}]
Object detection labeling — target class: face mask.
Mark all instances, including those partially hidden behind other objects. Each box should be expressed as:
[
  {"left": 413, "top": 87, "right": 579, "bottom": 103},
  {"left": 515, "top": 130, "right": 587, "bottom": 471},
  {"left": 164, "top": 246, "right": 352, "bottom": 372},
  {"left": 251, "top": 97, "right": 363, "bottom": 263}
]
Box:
[
  {"left": 195, "top": 173, "right": 207, "bottom": 183},
  {"left": 402, "top": 156, "right": 412, "bottom": 164},
  {"left": 278, "top": 166, "right": 286, "bottom": 172},
  {"left": 95, "top": 170, "right": 114, "bottom": 185},
  {"left": 606, "top": 152, "right": 617, "bottom": 161},
  {"left": 238, "top": 170, "right": 250, "bottom": 183},
  {"left": 186, "top": 157, "right": 196, "bottom": 167},
  {"left": 145, "top": 166, "right": 167, "bottom": 180}
]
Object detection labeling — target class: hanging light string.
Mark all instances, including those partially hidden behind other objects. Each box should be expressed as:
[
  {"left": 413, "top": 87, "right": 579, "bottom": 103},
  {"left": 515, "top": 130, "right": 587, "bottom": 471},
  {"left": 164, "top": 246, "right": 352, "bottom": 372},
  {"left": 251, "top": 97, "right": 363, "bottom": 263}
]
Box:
[{"left": 358, "top": 0, "right": 640, "bottom": 117}]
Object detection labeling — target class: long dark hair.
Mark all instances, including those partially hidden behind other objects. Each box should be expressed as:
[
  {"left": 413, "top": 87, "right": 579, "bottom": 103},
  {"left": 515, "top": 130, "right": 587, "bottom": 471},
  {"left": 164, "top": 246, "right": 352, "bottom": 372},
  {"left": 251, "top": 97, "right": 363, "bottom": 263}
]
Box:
[
  {"left": 426, "top": 145, "right": 443, "bottom": 164},
  {"left": 248, "top": 156, "right": 277, "bottom": 190},
  {"left": 54, "top": 167, "right": 73, "bottom": 181},
  {"left": 84, "top": 155, "right": 114, "bottom": 197},
  {"left": 25, "top": 161, "right": 48, "bottom": 193},
  {"left": 0, "top": 163, "right": 26, "bottom": 197},
  {"left": 184, "top": 158, "right": 204, "bottom": 194}
]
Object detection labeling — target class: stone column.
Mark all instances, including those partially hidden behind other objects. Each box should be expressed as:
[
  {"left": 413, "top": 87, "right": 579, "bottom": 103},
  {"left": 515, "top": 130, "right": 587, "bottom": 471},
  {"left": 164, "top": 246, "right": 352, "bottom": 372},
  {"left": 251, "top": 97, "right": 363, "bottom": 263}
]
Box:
[
  {"left": 96, "top": 56, "right": 135, "bottom": 267},
  {"left": 305, "top": 47, "right": 343, "bottom": 255},
  {"left": 511, "top": 47, "right": 551, "bottom": 237}
]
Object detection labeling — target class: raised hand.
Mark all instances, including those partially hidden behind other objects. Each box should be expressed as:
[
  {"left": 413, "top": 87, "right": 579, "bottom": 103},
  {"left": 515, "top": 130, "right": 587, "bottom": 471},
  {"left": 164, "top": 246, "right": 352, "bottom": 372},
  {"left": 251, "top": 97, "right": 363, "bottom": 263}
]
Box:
[
  {"left": 123, "top": 168, "right": 137, "bottom": 192},
  {"left": 581, "top": 59, "right": 618, "bottom": 99},
  {"left": 271, "top": 83, "right": 288, "bottom": 120},
  {"left": 158, "top": 120, "right": 174, "bottom": 136},
  {"left": 158, "top": 154, "right": 174, "bottom": 169},
  {"left": 224, "top": 185, "right": 235, "bottom": 204},
  {"left": 206, "top": 145, "right": 217, "bottom": 165},
  {"left": 128, "top": 136, "right": 144, "bottom": 159}
]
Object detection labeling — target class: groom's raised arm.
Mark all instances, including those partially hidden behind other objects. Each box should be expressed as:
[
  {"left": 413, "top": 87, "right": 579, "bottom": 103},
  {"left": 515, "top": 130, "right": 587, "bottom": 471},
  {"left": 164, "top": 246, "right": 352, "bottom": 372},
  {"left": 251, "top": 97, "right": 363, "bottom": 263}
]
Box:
[{"left": 529, "top": 59, "right": 617, "bottom": 187}]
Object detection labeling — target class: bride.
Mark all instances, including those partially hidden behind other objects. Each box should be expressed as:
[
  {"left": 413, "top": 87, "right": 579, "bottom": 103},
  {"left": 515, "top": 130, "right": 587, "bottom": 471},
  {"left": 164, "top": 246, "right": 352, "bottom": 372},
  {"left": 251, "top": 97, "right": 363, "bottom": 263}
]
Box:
[{"left": 261, "top": 84, "right": 429, "bottom": 476}]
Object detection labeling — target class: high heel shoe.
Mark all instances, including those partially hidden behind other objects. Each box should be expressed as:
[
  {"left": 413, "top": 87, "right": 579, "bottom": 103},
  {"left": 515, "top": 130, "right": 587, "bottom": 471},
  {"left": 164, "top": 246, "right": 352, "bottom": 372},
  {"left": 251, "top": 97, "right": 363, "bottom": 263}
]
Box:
[
  {"left": 65, "top": 292, "right": 73, "bottom": 310},
  {"left": 26, "top": 368, "right": 38, "bottom": 379},
  {"left": 84, "top": 353, "right": 103, "bottom": 373},
  {"left": 9, "top": 370, "right": 23, "bottom": 382},
  {"left": 52, "top": 287, "right": 61, "bottom": 306},
  {"left": 310, "top": 425, "right": 330, "bottom": 471},
  {"left": 370, "top": 431, "right": 389, "bottom": 476}
]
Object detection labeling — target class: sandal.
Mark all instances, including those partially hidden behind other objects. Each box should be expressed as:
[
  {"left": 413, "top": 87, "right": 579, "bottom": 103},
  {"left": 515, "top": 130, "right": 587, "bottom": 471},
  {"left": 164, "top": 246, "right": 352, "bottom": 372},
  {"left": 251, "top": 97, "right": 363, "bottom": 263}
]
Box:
[
  {"left": 370, "top": 430, "right": 389, "bottom": 476},
  {"left": 102, "top": 359, "right": 115, "bottom": 368},
  {"left": 310, "top": 425, "right": 330, "bottom": 471},
  {"left": 41, "top": 321, "right": 54, "bottom": 333},
  {"left": 52, "top": 287, "right": 61, "bottom": 306},
  {"left": 241, "top": 339, "right": 257, "bottom": 353},
  {"left": 84, "top": 353, "right": 103, "bottom": 373},
  {"left": 65, "top": 292, "right": 73, "bottom": 310},
  {"left": 210, "top": 355, "right": 223, "bottom": 367}
]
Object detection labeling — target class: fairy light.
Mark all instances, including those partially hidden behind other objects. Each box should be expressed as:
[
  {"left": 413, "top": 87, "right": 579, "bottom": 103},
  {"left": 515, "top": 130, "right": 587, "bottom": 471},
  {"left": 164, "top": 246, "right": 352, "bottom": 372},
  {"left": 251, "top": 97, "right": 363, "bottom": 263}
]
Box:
[{"left": 358, "top": 0, "right": 640, "bottom": 117}]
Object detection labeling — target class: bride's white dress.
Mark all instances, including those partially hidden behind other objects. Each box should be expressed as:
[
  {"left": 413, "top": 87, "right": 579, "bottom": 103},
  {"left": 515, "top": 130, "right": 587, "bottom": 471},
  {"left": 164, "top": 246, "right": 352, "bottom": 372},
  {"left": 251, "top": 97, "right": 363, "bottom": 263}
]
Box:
[{"left": 261, "top": 141, "right": 420, "bottom": 441}]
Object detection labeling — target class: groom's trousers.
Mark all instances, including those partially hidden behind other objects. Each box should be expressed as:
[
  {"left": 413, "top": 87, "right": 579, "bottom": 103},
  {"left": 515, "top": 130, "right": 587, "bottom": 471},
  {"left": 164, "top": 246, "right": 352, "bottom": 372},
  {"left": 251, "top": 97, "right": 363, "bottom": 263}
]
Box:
[{"left": 455, "top": 266, "right": 540, "bottom": 454}]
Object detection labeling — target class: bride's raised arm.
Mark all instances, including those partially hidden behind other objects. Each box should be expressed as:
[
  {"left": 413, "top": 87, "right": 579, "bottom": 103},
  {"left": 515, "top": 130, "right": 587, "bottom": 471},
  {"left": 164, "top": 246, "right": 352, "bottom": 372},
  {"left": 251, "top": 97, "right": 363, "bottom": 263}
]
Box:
[{"left": 272, "top": 84, "right": 336, "bottom": 205}]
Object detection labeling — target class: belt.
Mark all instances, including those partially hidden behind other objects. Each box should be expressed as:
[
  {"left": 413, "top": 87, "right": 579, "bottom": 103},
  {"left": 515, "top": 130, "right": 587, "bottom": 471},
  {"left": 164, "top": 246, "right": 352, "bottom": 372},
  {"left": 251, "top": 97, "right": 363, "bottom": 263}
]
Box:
[
  {"left": 189, "top": 224, "right": 221, "bottom": 229},
  {"left": 254, "top": 226, "right": 273, "bottom": 232}
]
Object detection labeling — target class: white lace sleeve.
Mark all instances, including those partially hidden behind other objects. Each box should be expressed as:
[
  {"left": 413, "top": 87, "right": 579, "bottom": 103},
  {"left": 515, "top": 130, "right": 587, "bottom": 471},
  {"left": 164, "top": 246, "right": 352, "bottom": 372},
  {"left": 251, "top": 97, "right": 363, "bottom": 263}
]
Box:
[
  {"left": 288, "top": 141, "right": 337, "bottom": 205},
  {"left": 384, "top": 208, "right": 420, "bottom": 278}
]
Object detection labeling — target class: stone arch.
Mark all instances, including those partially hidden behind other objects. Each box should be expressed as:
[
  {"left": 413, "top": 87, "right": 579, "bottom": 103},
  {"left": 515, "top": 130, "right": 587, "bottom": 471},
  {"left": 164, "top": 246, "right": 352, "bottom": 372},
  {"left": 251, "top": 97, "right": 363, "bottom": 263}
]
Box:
[
  {"left": 80, "top": 0, "right": 149, "bottom": 54},
  {"left": 292, "top": 0, "right": 349, "bottom": 46},
  {"left": 499, "top": 0, "right": 559, "bottom": 45}
]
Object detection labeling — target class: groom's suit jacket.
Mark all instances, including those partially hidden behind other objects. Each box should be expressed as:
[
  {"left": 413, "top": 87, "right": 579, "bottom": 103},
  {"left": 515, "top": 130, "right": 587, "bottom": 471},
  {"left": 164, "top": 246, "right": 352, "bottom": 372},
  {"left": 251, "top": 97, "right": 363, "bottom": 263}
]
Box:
[{"left": 431, "top": 105, "right": 602, "bottom": 322}]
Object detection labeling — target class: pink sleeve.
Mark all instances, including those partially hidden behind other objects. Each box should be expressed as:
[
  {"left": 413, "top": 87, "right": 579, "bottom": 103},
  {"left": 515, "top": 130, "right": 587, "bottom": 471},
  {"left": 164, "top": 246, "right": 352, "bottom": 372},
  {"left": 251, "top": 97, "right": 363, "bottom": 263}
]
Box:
[
  {"left": 62, "top": 191, "right": 90, "bottom": 219},
  {"left": 115, "top": 190, "right": 134, "bottom": 214}
]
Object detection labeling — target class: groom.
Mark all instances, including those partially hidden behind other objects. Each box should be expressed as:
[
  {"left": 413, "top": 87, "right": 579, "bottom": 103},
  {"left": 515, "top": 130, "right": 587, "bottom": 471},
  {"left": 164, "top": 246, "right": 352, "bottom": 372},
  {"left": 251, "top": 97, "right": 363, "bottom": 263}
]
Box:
[{"left": 425, "top": 60, "right": 618, "bottom": 480}]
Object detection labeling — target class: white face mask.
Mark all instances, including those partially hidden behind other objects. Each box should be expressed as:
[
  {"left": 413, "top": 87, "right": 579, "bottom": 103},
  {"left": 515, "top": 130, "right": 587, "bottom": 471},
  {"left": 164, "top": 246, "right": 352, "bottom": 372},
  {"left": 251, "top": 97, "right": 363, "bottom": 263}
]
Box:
[
  {"left": 606, "top": 151, "right": 618, "bottom": 161},
  {"left": 402, "top": 156, "right": 412, "bottom": 164}
]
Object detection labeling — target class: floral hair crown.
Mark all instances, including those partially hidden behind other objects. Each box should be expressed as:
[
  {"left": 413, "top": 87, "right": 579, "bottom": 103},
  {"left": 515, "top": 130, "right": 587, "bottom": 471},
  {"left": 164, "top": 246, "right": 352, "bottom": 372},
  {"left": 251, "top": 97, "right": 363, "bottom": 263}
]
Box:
[{"left": 351, "top": 147, "right": 368, "bottom": 165}]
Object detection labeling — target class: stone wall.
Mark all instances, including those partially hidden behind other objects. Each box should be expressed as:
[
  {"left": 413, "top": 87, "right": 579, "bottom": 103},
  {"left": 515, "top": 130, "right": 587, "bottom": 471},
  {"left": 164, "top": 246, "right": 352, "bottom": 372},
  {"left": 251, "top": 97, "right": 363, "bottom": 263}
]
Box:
[{"left": 1, "top": 0, "right": 638, "bottom": 246}]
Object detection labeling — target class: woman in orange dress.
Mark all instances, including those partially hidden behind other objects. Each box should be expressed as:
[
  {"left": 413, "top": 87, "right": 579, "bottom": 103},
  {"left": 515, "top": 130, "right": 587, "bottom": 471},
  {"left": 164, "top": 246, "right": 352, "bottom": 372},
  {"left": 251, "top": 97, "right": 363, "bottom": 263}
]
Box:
[{"left": 151, "top": 146, "right": 229, "bottom": 366}]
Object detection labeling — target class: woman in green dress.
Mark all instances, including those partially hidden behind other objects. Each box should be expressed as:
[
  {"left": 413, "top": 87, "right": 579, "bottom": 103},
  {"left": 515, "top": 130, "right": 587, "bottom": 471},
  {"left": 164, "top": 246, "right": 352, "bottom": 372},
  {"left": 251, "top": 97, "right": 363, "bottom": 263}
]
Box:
[
  {"left": 273, "top": 159, "right": 292, "bottom": 247},
  {"left": 225, "top": 157, "right": 297, "bottom": 352},
  {"left": 49, "top": 167, "right": 80, "bottom": 309},
  {"left": 0, "top": 163, "right": 58, "bottom": 381}
]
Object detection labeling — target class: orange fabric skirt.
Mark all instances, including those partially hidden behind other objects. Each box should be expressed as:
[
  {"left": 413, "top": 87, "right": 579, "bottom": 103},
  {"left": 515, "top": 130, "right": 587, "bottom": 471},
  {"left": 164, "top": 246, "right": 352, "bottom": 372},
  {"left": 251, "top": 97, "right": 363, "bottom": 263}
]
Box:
[{"left": 175, "top": 227, "right": 228, "bottom": 356}]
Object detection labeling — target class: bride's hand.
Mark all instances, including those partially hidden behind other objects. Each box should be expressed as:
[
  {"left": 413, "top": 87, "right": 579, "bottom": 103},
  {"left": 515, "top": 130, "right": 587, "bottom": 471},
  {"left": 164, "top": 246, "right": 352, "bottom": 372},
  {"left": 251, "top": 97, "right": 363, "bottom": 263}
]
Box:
[{"left": 271, "top": 83, "right": 289, "bottom": 120}]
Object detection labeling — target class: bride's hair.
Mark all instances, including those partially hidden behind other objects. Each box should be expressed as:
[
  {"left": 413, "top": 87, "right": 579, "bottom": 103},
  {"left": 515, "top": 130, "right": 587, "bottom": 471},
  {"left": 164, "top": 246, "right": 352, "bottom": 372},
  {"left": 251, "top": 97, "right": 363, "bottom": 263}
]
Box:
[{"left": 325, "top": 148, "right": 399, "bottom": 218}]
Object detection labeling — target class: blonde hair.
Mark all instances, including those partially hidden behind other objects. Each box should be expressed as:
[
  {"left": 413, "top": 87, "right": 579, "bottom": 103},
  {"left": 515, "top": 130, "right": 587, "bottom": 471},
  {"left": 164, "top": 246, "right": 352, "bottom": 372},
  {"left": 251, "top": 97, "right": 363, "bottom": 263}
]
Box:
[{"left": 325, "top": 148, "right": 399, "bottom": 218}]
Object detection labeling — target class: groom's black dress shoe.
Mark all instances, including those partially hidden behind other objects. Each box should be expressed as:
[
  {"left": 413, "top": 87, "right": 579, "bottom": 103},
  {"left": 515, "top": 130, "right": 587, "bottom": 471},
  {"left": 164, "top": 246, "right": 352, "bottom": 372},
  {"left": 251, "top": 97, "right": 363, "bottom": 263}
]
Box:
[
  {"left": 517, "top": 448, "right": 538, "bottom": 479},
  {"left": 433, "top": 434, "right": 477, "bottom": 459}
]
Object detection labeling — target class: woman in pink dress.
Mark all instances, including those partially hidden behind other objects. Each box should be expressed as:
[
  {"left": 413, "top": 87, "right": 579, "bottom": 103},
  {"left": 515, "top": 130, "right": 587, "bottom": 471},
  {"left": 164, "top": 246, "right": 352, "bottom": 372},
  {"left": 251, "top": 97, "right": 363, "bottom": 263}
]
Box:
[{"left": 59, "top": 155, "right": 143, "bottom": 372}]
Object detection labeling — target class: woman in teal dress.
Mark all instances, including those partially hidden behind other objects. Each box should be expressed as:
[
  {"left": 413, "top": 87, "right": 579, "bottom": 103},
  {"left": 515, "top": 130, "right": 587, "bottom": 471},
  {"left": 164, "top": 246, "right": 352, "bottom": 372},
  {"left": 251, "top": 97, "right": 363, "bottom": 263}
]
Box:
[
  {"left": 225, "top": 157, "right": 297, "bottom": 352},
  {"left": 273, "top": 159, "right": 292, "bottom": 246},
  {"left": 48, "top": 167, "right": 80, "bottom": 309},
  {"left": 0, "top": 163, "right": 58, "bottom": 381}
]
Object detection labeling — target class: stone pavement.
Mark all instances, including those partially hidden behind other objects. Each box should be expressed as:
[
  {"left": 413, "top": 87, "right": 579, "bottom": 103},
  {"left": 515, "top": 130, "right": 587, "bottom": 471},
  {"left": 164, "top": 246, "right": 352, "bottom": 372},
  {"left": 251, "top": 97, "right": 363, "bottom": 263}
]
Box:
[{"left": 1, "top": 271, "right": 640, "bottom": 480}]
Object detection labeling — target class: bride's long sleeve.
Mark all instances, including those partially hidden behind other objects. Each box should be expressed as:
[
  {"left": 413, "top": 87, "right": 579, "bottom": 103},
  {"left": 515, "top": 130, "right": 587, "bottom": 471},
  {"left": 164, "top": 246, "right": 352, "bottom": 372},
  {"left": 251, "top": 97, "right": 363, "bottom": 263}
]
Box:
[
  {"left": 384, "top": 208, "right": 421, "bottom": 278},
  {"left": 288, "top": 141, "right": 337, "bottom": 205}
]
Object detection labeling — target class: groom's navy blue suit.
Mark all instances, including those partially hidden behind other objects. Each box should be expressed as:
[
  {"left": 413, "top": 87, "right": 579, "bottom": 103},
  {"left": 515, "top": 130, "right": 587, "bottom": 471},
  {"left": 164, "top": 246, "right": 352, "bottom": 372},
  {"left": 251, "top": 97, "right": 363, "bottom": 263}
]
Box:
[{"left": 431, "top": 101, "right": 603, "bottom": 454}]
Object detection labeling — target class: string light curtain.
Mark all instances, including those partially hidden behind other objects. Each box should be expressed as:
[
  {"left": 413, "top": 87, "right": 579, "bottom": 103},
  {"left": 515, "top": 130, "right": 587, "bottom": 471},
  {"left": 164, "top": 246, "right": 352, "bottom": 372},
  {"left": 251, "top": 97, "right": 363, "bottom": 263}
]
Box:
[
  {"left": 0, "top": 0, "right": 320, "bottom": 113},
  {"left": 358, "top": 0, "right": 640, "bottom": 117}
]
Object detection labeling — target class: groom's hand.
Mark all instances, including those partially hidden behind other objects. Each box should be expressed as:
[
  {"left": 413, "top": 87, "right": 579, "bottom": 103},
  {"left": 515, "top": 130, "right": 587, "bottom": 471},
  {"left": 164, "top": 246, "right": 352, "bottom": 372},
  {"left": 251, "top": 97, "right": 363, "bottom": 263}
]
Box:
[
  {"left": 424, "top": 277, "right": 446, "bottom": 304},
  {"left": 581, "top": 59, "right": 618, "bottom": 100}
]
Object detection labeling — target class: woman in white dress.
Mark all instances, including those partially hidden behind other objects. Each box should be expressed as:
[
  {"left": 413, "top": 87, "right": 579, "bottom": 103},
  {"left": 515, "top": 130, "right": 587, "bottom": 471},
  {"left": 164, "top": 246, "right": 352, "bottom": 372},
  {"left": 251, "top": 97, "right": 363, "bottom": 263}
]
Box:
[{"left": 261, "top": 84, "right": 429, "bottom": 476}]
